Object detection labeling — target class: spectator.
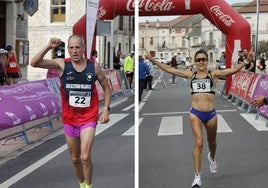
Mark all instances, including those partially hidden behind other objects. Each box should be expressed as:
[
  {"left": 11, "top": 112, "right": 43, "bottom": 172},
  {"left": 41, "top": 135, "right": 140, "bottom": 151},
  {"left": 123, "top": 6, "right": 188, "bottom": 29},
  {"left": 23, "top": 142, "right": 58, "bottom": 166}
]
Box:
[
  {"left": 91, "top": 50, "right": 98, "bottom": 63},
  {"left": 237, "top": 50, "right": 244, "bottom": 64},
  {"left": 184, "top": 57, "right": 194, "bottom": 85},
  {"left": 120, "top": 53, "right": 126, "bottom": 68},
  {"left": 113, "top": 49, "right": 122, "bottom": 70},
  {"left": 124, "top": 51, "right": 135, "bottom": 89},
  {"left": 139, "top": 55, "right": 150, "bottom": 101},
  {"left": 251, "top": 95, "right": 268, "bottom": 108},
  {"left": 243, "top": 48, "right": 255, "bottom": 73},
  {"left": 144, "top": 56, "right": 154, "bottom": 90},
  {"left": 6, "top": 45, "right": 21, "bottom": 85},
  {"left": 257, "top": 54, "right": 266, "bottom": 74},
  {"left": 170, "top": 54, "right": 178, "bottom": 84}
]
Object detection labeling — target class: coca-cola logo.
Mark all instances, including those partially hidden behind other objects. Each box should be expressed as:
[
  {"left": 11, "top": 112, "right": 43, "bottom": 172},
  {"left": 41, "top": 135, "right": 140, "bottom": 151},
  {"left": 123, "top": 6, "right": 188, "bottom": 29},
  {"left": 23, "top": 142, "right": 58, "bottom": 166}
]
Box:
[
  {"left": 97, "top": 6, "right": 107, "bottom": 20},
  {"left": 127, "top": 0, "right": 175, "bottom": 12},
  {"left": 210, "top": 6, "right": 235, "bottom": 27}
]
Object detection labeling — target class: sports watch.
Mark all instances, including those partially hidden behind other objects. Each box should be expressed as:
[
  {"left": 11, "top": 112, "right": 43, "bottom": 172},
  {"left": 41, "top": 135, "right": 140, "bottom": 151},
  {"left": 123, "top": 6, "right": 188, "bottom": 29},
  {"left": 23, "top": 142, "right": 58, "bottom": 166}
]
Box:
[{"left": 104, "top": 106, "right": 111, "bottom": 112}]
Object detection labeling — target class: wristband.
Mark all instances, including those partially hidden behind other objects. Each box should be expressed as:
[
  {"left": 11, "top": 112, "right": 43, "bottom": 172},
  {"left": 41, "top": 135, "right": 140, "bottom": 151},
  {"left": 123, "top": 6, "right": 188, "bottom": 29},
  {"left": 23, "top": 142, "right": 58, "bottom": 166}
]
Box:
[{"left": 263, "top": 97, "right": 268, "bottom": 105}]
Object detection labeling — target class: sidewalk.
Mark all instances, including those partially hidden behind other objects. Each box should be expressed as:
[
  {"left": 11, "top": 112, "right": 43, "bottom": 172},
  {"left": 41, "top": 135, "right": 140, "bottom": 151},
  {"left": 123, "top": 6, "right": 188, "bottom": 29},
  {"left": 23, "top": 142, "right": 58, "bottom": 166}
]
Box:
[
  {"left": 0, "top": 94, "right": 131, "bottom": 164},
  {"left": 0, "top": 117, "right": 64, "bottom": 164}
]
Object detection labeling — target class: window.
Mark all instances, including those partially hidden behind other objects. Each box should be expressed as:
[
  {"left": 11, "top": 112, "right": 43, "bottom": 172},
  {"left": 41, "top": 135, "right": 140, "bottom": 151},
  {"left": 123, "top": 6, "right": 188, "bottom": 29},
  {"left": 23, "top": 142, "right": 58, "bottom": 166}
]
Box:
[
  {"left": 141, "top": 38, "right": 144, "bottom": 48},
  {"left": 51, "top": 0, "right": 66, "bottom": 22},
  {"left": 131, "top": 16, "right": 135, "bottom": 32},
  {"left": 119, "top": 16, "right": 123, "bottom": 30},
  {"left": 150, "top": 37, "right": 153, "bottom": 44}
]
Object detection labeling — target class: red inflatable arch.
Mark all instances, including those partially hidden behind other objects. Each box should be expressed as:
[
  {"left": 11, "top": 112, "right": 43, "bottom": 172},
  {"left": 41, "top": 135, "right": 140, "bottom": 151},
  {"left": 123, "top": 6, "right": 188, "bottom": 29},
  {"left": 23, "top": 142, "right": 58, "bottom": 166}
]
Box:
[{"left": 73, "top": 0, "right": 251, "bottom": 93}]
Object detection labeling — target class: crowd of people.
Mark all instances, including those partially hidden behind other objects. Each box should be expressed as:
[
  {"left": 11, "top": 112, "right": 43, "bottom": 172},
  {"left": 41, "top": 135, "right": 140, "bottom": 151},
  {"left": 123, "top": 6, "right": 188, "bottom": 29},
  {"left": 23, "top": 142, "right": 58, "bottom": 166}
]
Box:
[
  {"left": 236, "top": 48, "right": 267, "bottom": 74},
  {"left": 0, "top": 45, "right": 21, "bottom": 86}
]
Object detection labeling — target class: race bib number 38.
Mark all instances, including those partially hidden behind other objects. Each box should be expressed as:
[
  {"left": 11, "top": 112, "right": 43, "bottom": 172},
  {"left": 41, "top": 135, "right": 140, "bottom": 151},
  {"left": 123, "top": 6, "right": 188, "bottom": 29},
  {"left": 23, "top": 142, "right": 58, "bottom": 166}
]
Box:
[
  {"left": 69, "top": 91, "right": 91, "bottom": 108},
  {"left": 192, "top": 79, "right": 211, "bottom": 93}
]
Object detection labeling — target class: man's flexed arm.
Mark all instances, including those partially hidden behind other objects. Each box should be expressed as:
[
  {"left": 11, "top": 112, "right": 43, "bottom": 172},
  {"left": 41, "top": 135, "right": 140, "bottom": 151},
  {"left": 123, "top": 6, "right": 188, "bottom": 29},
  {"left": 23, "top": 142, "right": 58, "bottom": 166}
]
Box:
[{"left": 30, "top": 37, "right": 63, "bottom": 70}]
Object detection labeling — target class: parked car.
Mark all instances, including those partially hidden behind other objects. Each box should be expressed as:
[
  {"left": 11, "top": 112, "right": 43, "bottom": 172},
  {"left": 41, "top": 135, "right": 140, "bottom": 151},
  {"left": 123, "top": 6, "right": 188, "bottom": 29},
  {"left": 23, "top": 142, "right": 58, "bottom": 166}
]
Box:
[{"left": 155, "top": 57, "right": 170, "bottom": 65}]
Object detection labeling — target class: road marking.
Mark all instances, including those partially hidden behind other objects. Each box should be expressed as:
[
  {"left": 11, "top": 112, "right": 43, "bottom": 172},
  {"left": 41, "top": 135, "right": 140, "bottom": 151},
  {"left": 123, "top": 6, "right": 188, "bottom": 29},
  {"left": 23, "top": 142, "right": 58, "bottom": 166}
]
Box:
[
  {"left": 143, "top": 109, "right": 237, "bottom": 116},
  {"left": 122, "top": 125, "right": 134, "bottom": 136},
  {"left": 1, "top": 113, "right": 129, "bottom": 187},
  {"left": 96, "top": 114, "right": 128, "bottom": 135},
  {"left": 139, "top": 118, "right": 144, "bottom": 126},
  {"left": 241, "top": 113, "right": 268, "bottom": 131},
  {"left": 158, "top": 116, "right": 183, "bottom": 136},
  {"left": 122, "top": 103, "right": 134, "bottom": 111},
  {"left": 217, "top": 114, "right": 232, "bottom": 133},
  {"left": 0, "top": 144, "right": 68, "bottom": 188}
]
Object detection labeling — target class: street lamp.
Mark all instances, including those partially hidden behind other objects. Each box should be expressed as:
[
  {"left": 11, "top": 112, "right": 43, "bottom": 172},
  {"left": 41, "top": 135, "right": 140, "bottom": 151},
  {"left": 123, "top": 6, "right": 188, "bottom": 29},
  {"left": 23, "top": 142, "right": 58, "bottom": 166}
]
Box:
[
  {"left": 254, "top": 0, "right": 260, "bottom": 66},
  {"left": 145, "top": 20, "right": 149, "bottom": 50},
  {"left": 156, "top": 19, "right": 160, "bottom": 57}
]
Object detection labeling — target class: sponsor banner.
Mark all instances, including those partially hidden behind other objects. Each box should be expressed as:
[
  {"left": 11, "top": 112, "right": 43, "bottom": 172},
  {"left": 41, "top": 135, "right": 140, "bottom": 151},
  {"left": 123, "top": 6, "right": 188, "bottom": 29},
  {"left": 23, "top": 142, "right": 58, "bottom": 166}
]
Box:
[
  {"left": 0, "top": 78, "right": 61, "bottom": 130},
  {"left": 86, "top": 0, "right": 99, "bottom": 56},
  {"left": 233, "top": 71, "right": 248, "bottom": 97},
  {"left": 108, "top": 70, "right": 122, "bottom": 93},
  {"left": 95, "top": 70, "right": 122, "bottom": 101},
  {"left": 251, "top": 75, "right": 268, "bottom": 101},
  {"left": 239, "top": 72, "right": 257, "bottom": 101},
  {"left": 228, "top": 71, "right": 243, "bottom": 95},
  {"left": 251, "top": 75, "right": 268, "bottom": 116},
  {"left": 245, "top": 74, "right": 260, "bottom": 103}
]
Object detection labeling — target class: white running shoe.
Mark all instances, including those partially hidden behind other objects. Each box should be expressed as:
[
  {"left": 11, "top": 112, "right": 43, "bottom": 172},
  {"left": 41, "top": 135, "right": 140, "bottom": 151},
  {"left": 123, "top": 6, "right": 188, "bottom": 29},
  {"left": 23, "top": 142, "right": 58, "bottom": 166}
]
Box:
[
  {"left": 191, "top": 174, "right": 202, "bottom": 187},
  {"left": 207, "top": 152, "right": 218, "bottom": 173}
]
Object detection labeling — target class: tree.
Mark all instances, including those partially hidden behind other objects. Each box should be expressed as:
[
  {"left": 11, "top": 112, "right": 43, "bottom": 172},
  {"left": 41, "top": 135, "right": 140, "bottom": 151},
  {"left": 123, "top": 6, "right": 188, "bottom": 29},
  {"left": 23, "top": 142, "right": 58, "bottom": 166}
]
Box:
[{"left": 258, "top": 40, "right": 268, "bottom": 56}]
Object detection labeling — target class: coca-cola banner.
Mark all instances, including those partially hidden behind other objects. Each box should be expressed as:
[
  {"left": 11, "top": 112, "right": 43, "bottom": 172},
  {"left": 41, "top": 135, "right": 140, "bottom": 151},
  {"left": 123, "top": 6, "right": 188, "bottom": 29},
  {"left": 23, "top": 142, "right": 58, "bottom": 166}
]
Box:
[
  {"left": 0, "top": 78, "right": 61, "bottom": 130},
  {"left": 73, "top": 0, "right": 251, "bottom": 93}
]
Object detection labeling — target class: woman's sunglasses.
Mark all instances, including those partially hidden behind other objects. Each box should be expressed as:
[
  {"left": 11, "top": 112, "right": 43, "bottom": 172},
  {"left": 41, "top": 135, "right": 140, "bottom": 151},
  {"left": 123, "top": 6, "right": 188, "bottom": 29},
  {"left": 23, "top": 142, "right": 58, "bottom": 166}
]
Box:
[{"left": 195, "top": 58, "right": 208, "bottom": 62}]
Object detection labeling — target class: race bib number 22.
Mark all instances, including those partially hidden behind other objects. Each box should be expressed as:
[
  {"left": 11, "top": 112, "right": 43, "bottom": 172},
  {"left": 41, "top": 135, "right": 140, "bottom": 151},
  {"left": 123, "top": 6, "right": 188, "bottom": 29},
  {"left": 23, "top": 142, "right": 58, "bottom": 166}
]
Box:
[{"left": 69, "top": 91, "right": 91, "bottom": 108}]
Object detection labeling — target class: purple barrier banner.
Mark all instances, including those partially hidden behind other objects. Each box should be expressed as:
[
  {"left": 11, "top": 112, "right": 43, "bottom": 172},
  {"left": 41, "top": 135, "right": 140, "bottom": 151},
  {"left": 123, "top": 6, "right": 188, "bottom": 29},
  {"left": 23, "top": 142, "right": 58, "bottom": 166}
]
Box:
[
  {"left": 251, "top": 75, "right": 268, "bottom": 116},
  {"left": 0, "top": 78, "right": 61, "bottom": 130}
]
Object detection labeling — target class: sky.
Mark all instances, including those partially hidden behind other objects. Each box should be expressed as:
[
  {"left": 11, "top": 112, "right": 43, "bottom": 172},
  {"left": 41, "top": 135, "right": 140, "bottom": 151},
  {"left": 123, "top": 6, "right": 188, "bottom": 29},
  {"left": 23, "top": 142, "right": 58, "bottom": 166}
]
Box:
[{"left": 139, "top": 0, "right": 252, "bottom": 22}]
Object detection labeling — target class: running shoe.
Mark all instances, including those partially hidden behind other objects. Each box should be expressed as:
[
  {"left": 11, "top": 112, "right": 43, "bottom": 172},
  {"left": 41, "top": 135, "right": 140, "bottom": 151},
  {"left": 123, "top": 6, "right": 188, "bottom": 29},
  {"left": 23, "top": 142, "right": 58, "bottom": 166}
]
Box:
[
  {"left": 191, "top": 174, "right": 202, "bottom": 187},
  {"left": 207, "top": 152, "right": 218, "bottom": 173}
]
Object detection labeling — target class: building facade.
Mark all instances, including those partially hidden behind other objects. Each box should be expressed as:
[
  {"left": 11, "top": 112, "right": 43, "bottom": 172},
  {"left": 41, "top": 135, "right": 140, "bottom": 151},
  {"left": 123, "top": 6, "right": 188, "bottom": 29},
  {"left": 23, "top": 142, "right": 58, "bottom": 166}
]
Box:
[
  {"left": 27, "top": 0, "right": 86, "bottom": 80},
  {"left": 27, "top": 0, "right": 135, "bottom": 81},
  {"left": 139, "top": 0, "right": 268, "bottom": 64}
]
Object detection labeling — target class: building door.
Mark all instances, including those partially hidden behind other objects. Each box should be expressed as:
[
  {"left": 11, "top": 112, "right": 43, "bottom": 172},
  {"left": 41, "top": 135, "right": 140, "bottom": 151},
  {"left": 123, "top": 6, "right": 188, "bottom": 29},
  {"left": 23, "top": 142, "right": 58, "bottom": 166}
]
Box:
[{"left": 0, "top": 2, "right": 6, "bottom": 48}]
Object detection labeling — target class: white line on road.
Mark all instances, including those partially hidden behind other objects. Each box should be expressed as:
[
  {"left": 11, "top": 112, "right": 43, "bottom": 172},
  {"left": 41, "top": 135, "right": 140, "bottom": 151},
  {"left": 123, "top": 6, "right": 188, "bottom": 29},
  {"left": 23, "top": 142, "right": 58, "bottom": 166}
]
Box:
[
  {"left": 158, "top": 116, "right": 183, "bottom": 136},
  {"left": 143, "top": 109, "right": 237, "bottom": 116},
  {"left": 122, "top": 103, "right": 134, "bottom": 111},
  {"left": 122, "top": 125, "right": 134, "bottom": 136},
  {"left": 96, "top": 114, "right": 128, "bottom": 135},
  {"left": 241, "top": 113, "right": 268, "bottom": 131},
  {"left": 0, "top": 144, "right": 68, "bottom": 188},
  {"left": 217, "top": 114, "right": 232, "bottom": 133}
]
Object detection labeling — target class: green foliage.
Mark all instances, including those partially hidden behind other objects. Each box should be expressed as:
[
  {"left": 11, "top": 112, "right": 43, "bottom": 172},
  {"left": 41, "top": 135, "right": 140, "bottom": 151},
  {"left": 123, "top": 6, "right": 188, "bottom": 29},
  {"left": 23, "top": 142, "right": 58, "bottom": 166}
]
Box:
[{"left": 258, "top": 40, "right": 268, "bottom": 56}]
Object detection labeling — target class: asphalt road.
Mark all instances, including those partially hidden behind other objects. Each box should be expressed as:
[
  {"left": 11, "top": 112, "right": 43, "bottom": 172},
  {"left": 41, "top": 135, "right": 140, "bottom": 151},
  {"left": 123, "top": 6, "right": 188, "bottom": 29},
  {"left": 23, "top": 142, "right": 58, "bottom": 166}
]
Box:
[
  {"left": 139, "top": 68, "right": 268, "bottom": 188},
  {"left": 0, "top": 96, "right": 134, "bottom": 188}
]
